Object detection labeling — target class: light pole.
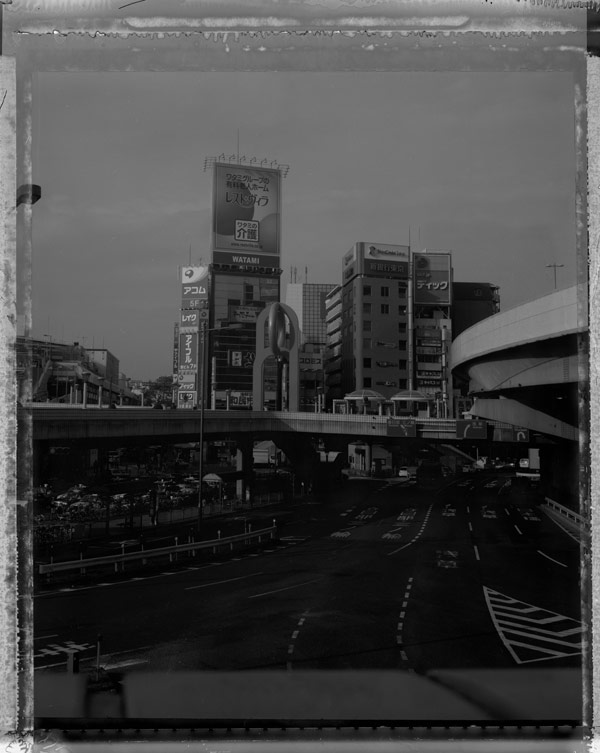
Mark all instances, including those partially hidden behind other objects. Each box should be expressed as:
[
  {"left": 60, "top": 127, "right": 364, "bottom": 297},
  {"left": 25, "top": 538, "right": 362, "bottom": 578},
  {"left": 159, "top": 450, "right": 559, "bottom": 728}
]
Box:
[
  {"left": 82, "top": 373, "right": 90, "bottom": 408},
  {"left": 546, "top": 263, "right": 564, "bottom": 290}
]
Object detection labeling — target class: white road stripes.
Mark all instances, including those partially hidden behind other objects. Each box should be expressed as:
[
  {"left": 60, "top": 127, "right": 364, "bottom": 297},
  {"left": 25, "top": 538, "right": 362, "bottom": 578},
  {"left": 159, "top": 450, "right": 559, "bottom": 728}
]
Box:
[
  {"left": 286, "top": 609, "right": 310, "bottom": 670},
  {"left": 396, "top": 577, "right": 414, "bottom": 670},
  {"left": 387, "top": 504, "right": 434, "bottom": 556},
  {"left": 483, "top": 586, "right": 583, "bottom": 664}
]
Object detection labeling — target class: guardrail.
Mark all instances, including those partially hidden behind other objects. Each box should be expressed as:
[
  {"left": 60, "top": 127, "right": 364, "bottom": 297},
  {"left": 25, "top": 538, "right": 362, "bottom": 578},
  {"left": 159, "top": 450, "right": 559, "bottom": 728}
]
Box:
[
  {"left": 543, "top": 498, "right": 586, "bottom": 528},
  {"left": 38, "top": 524, "right": 277, "bottom": 576}
]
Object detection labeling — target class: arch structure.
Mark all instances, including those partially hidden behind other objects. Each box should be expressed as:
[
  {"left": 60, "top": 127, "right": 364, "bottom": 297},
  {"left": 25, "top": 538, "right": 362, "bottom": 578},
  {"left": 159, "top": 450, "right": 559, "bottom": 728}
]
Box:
[{"left": 252, "top": 302, "right": 300, "bottom": 412}]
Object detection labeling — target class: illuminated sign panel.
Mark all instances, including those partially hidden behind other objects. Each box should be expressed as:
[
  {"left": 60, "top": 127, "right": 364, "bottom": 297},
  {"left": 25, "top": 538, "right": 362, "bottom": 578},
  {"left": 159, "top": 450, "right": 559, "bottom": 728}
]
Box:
[
  {"left": 413, "top": 253, "right": 452, "bottom": 305},
  {"left": 212, "top": 163, "right": 281, "bottom": 264},
  {"left": 179, "top": 332, "right": 199, "bottom": 372}
]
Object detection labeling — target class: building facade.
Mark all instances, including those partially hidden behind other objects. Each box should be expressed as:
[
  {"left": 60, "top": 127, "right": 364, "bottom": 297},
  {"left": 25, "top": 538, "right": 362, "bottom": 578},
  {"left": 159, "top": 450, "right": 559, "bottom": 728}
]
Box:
[
  {"left": 451, "top": 282, "right": 501, "bottom": 338},
  {"left": 285, "top": 282, "right": 336, "bottom": 410}
]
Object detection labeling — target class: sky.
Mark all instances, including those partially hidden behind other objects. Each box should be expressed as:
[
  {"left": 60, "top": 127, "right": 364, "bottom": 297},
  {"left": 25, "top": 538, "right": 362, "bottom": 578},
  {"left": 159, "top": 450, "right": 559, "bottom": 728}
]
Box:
[{"left": 28, "top": 71, "right": 578, "bottom": 380}]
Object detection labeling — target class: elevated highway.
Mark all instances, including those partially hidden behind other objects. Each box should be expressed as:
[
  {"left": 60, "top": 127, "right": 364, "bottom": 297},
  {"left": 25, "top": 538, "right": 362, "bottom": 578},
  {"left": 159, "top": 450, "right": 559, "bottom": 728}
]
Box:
[
  {"left": 26, "top": 406, "right": 470, "bottom": 445},
  {"left": 450, "top": 284, "right": 587, "bottom": 442}
]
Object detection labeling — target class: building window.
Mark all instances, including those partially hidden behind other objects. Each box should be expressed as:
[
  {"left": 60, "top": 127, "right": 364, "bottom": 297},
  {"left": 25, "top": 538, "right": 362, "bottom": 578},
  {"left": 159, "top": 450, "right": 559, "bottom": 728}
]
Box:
[
  {"left": 363, "top": 302, "right": 371, "bottom": 314},
  {"left": 398, "top": 360, "right": 407, "bottom": 369},
  {"left": 398, "top": 379, "right": 407, "bottom": 389},
  {"left": 381, "top": 304, "right": 389, "bottom": 315},
  {"left": 398, "top": 283, "right": 407, "bottom": 297},
  {"left": 363, "top": 285, "right": 371, "bottom": 296},
  {"left": 363, "top": 338, "right": 371, "bottom": 350},
  {"left": 363, "top": 358, "right": 371, "bottom": 368},
  {"left": 363, "top": 320, "right": 371, "bottom": 332},
  {"left": 381, "top": 286, "right": 389, "bottom": 297},
  {"left": 398, "top": 323, "right": 407, "bottom": 333},
  {"left": 364, "top": 377, "right": 372, "bottom": 388},
  {"left": 398, "top": 306, "right": 407, "bottom": 315}
]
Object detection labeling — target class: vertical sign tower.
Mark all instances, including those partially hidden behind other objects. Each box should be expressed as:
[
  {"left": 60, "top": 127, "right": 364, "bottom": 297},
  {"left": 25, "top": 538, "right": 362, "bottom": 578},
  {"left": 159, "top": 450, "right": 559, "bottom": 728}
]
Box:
[
  {"left": 177, "top": 266, "right": 210, "bottom": 408},
  {"left": 207, "top": 158, "right": 287, "bottom": 409}
]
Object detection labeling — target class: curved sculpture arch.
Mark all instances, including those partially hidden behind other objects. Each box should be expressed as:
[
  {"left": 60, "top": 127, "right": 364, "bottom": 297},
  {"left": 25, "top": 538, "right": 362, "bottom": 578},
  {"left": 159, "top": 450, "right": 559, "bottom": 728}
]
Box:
[{"left": 252, "top": 302, "right": 300, "bottom": 411}]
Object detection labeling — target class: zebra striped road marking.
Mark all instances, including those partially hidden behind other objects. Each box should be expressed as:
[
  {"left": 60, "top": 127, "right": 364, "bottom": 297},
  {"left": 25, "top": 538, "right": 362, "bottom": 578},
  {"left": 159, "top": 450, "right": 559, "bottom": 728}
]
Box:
[{"left": 483, "top": 586, "right": 584, "bottom": 664}]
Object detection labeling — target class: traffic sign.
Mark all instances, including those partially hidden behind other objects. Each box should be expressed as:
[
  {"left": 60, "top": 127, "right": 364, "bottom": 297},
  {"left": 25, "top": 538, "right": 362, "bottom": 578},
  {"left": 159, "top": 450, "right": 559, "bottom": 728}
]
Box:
[{"left": 456, "top": 419, "right": 487, "bottom": 440}]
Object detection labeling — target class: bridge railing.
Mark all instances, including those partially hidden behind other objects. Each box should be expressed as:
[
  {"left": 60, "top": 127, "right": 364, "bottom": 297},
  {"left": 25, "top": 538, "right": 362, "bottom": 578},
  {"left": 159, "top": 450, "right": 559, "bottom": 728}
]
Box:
[{"left": 38, "top": 524, "right": 277, "bottom": 576}]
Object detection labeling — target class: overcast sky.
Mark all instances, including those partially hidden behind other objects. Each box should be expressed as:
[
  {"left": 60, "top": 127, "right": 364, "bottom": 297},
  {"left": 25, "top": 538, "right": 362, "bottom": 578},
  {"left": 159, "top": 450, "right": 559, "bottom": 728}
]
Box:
[{"left": 29, "top": 71, "right": 578, "bottom": 380}]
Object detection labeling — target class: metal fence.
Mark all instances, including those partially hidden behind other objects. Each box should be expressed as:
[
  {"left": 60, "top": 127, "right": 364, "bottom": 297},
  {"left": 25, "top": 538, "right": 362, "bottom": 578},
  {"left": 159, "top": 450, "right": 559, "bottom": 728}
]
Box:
[{"left": 38, "top": 524, "right": 277, "bottom": 576}]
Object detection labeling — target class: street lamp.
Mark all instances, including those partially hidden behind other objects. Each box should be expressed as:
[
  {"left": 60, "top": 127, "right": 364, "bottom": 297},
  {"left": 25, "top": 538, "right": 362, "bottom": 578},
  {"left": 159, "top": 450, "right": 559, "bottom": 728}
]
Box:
[
  {"left": 197, "top": 322, "right": 243, "bottom": 532},
  {"left": 546, "top": 263, "right": 564, "bottom": 290}
]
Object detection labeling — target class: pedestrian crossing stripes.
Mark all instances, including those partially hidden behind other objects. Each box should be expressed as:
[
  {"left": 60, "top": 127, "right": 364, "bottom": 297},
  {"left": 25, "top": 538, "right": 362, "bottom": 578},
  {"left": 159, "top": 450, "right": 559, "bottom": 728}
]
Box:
[
  {"left": 483, "top": 586, "right": 584, "bottom": 664},
  {"left": 34, "top": 640, "right": 94, "bottom": 660}
]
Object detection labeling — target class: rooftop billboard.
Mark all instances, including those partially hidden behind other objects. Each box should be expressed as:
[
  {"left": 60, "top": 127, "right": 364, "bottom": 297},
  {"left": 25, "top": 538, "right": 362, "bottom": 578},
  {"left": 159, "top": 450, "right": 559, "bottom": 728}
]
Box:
[
  {"left": 413, "top": 252, "right": 452, "bottom": 305},
  {"left": 212, "top": 163, "right": 281, "bottom": 264}
]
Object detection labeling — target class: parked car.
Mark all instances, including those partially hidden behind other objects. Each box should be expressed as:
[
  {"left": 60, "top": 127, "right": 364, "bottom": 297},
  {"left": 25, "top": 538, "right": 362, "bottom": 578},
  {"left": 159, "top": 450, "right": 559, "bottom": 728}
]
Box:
[{"left": 397, "top": 468, "right": 410, "bottom": 481}]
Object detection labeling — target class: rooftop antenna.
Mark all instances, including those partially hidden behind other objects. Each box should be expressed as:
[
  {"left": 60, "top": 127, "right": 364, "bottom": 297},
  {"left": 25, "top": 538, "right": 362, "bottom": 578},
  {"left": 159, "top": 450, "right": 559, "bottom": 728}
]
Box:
[
  {"left": 237, "top": 129, "right": 240, "bottom": 163},
  {"left": 305, "top": 266, "right": 308, "bottom": 283},
  {"left": 546, "top": 263, "right": 564, "bottom": 290},
  {"left": 189, "top": 244, "right": 192, "bottom": 266}
]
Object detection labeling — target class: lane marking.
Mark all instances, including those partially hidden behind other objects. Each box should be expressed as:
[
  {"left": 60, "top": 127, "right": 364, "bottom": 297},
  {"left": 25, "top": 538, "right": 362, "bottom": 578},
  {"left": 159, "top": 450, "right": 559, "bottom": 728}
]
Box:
[
  {"left": 468, "top": 522, "right": 473, "bottom": 532},
  {"left": 103, "top": 658, "right": 148, "bottom": 670},
  {"left": 504, "top": 508, "right": 510, "bottom": 515},
  {"left": 514, "top": 525, "right": 523, "bottom": 535},
  {"left": 292, "top": 630, "right": 299, "bottom": 640},
  {"left": 248, "top": 578, "right": 322, "bottom": 600},
  {"left": 537, "top": 549, "right": 567, "bottom": 568},
  {"left": 35, "top": 634, "right": 59, "bottom": 642},
  {"left": 466, "top": 506, "right": 470, "bottom": 514},
  {"left": 185, "top": 572, "right": 263, "bottom": 591},
  {"left": 473, "top": 545, "right": 480, "bottom": 561}
]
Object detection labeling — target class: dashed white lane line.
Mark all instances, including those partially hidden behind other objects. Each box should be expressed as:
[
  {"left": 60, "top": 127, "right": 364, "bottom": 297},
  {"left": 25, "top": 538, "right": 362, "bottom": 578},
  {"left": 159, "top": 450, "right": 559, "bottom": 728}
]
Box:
[
  {"left": 249, "top": 578, "right": 322, "bottom": 600},
  {"left": 537, "top": 549, "right": 567, "bottom": 568},
  {"left": 185, "top": 572, "right": 264, "bottom": 591},
  {"left": 287, "top": 609, "right": 310, "bottom": 670},
  {"left": 514, "top": 525, "right": 523, "bottom": 535},
  {"left": 474, "top": 545, "right": 480, "bottom": 561},
  {"left": 468, "top": 522, "right": 473, "bottom": 532},
  {"left": 466, "top": 506, "right": 470, "bottom": 514},
  {"left": 387, "top": 505, "right": 433, "bottom": 556}
]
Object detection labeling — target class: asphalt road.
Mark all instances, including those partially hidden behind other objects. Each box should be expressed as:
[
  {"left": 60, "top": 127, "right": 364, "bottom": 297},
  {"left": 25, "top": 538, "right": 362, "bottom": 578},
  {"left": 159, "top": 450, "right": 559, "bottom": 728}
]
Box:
[{"left": 33, "top": 474, "right": 583, "bottom": 676}]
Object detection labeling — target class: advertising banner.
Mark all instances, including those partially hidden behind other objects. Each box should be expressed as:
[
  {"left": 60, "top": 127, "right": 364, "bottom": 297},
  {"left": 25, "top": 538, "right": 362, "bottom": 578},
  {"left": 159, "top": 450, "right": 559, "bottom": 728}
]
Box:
[
  {"left": 177, "top": 390, "right": 197, "bottom": 407},
  {"left": 362, "top": 242, "right": 409, "bottom": 278},
  {"left": 299, "top": 355, "right": 323, "bottom": 371},
  {"left": 180, "top": 309, "right": 208, "bottom": 332},
  {"left": 173, "top": 323, "right": 179, "bottom": 379},
  {"left": 213, "top": 250, "right": 280, "bottom": 269},
  {"left": 413, "top": 253, "right": 452, "bottom": 305},
  {"left": 229, "top": 305, "right": 259, "bottom": 323},
  {"left": 213, "top": 163, "right": 281, "bottom": 259},
  {"left": 179, "top": 332, "right": 199, "bottom": 372},
  {"left": 181, "top": 266, "right": 209, "bottom": 308}
]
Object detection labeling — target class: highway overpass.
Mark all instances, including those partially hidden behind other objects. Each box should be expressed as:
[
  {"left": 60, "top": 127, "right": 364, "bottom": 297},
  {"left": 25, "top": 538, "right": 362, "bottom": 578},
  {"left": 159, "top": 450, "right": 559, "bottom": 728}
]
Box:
[{"left": 450, "top": 284, "right": 587, "bottom": 442}]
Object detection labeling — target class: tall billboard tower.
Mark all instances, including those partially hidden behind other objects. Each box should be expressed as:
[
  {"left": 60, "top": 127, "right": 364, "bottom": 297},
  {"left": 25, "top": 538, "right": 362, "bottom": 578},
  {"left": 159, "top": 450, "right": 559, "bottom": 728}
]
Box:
[{"left": 205, "top": 157, "right": 288, "bottom": 409}]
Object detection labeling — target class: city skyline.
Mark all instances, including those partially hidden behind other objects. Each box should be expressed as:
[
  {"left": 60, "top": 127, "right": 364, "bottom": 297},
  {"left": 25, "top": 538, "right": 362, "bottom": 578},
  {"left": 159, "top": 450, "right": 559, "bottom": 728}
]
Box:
[{"left": 27, "top": 71, "right": 578, "bottom": 379}]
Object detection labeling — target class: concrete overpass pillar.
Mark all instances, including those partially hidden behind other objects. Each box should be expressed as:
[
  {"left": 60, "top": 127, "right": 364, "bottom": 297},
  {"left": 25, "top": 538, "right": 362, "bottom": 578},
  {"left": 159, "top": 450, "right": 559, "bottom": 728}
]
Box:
[{"left": 235, "top": 437, "right": 254, "bottom": 505}]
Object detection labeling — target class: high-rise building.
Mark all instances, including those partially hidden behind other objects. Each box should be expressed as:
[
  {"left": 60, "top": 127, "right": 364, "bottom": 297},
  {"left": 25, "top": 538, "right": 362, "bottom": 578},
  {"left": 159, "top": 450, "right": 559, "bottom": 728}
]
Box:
[
  {"left": 339, "top": 242, "right": 412, "bottom": 398},
  {"left": 285, "top": 282, "right": 336, "bottom": 410},
  {"left": 208, "top": 161, "right": 284, "bottom": 409},
  {"left": 451, "top": 282, "right": 500, "bottom": 338},
  {"left": 323, "top": 285, "right": 343, "bottom": 406}
]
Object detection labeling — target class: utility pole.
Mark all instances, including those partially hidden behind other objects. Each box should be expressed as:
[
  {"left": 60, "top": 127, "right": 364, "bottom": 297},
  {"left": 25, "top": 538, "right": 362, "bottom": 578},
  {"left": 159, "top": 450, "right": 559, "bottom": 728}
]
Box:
[{"left": 546, "top": 263, "right": 564, "bottom": 290}]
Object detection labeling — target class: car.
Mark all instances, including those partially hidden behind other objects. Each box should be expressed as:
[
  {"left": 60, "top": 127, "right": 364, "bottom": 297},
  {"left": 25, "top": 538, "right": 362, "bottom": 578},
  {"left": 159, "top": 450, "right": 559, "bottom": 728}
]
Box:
[{"left": 397, "top": 468, "right": 410, "bottom": 481}]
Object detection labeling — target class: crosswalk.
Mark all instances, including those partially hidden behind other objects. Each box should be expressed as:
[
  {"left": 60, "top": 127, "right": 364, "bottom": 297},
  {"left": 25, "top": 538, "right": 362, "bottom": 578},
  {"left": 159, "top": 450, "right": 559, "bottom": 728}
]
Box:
[
  {"left": 483, "top": 587, "right": 584, "bottom": 664},
  {"left": 34, "top": 640, "right": 95, "bottom": 660}
]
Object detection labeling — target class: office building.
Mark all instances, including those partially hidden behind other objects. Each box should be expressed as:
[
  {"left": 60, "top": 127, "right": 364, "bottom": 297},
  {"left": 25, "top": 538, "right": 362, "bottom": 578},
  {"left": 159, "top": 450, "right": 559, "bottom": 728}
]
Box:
[
  {"left": 285, "top": 282, "right": 336, "bottom": 410},
  {"left": 452, "top": 282, "right": 500, "bottom": 338}
]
